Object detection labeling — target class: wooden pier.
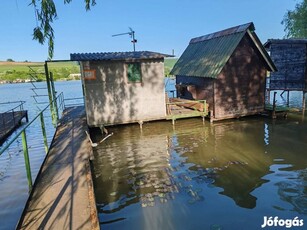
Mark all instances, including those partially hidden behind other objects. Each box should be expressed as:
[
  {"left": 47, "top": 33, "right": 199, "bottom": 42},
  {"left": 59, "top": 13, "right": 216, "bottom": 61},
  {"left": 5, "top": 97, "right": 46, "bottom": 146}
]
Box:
[
  {"left": 17, "top": 106, "right": 99, "bottom": 230},
  {"left": 0, "top": 111, "right": 28, "bottom": 145}
]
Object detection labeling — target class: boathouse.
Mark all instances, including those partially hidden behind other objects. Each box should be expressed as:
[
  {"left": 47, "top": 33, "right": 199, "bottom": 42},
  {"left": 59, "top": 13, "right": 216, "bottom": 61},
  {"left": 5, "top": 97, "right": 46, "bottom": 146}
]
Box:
[
  {"left": 264, "top": 39, "right": 307, "bottom": 108},
  {"left": 171, "top": 22, "right": 277, "bottom": 121},
  {"left": 70, "top": 51, "right": 171, "bottom": 127}
]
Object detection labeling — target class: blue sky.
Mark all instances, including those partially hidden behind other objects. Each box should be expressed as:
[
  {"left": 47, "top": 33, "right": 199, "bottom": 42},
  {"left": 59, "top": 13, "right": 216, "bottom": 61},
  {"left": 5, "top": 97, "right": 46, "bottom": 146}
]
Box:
[{"left": 0, "top": 0, "right": 299, "bottom": 62}]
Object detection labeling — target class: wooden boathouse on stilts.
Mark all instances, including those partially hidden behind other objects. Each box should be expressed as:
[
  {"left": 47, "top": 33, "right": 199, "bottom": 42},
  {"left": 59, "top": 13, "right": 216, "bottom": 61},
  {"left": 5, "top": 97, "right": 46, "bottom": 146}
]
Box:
[
  {"left": 264, "top": 39, "right": 307, "bottom": 112},
  {"left": 171, "top": 22, "right": 277, "bottom": 122}
]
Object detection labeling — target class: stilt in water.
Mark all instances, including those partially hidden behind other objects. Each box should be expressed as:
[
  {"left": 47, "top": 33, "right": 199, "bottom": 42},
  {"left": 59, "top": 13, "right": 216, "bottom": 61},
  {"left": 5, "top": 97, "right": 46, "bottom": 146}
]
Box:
[{"left": 272, "top": 92, "right": 277, "bottom": 119}]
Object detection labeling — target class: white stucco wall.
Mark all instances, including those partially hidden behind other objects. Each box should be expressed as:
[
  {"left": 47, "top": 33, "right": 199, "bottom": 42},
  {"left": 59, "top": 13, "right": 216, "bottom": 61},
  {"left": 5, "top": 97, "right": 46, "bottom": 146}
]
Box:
[{"left": 81, "top": 59, "right": 166, "bottom": 126}]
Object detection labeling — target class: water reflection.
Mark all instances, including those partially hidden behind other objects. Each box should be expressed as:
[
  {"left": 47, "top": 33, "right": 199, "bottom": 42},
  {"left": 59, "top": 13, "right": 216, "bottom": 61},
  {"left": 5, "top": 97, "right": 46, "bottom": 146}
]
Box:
[{"left": 92, "top": 116, "right": 307, "bottom": 229}]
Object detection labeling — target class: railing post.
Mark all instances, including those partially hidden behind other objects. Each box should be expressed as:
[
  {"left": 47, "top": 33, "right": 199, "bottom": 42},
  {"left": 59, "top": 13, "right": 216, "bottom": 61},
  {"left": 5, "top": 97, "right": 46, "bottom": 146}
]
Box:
[
  {"left": 21, "top": 130, "right": 33, "bottom": 191},
  {"left": 45, "top": 62, "right": 56, "bottom": 126},
  {"left": 40, "top": 113, "right": 49, "bottom": 154},
  {"left": 50, "top": 72, "right": 59, "bottom": 123}
]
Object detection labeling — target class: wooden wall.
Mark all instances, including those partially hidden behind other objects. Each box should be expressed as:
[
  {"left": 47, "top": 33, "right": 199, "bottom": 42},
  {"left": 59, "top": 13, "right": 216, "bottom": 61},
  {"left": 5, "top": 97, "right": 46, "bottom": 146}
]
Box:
[
  {"left": 175, "top": 34, "right": 267, "bottom": 120},
  {"left": 268, "top": 42, "right": 307, "bottom": 90},
  {"left": 214, "top": 35, "right": 267, "bottom": 119}
]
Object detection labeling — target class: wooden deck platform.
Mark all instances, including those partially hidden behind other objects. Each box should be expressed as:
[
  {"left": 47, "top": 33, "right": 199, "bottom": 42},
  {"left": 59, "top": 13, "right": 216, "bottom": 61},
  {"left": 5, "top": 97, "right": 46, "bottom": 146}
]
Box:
[
  {"left": 166, "top": 98, "right": 208, "bottom": 123},
  {"left": 17, "top": 106, "right": 99, "bottom": 230},
  {"left": 264, "top": 104, "right": 289, "bottom": 119},
  {"left": 0, "top": 111, "right": 28, "bottom": 145}
]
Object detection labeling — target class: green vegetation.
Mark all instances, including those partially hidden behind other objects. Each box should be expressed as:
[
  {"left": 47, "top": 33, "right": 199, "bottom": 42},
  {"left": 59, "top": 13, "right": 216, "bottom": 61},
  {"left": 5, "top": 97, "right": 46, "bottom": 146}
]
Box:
[
  {"left": 31, "top": 0, "right": 96, "bottom": 59},
  {"left": 164, "top": 58, "right": 178, "bottom": 77},
  {"left": 0, "top": 61, "right": 80, "bottom": 83},
  {"left": 282, "top": 0, "right": 307, "bottom": 38},
  {"left": 0, "top": 58, "right": 178, "bottom": 83}
]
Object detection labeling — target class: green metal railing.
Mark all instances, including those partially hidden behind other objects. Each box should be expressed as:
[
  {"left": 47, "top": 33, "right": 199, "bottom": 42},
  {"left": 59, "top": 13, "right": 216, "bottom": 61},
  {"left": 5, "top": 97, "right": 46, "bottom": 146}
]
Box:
[{"left": 0, "top": 92, "right": 65, "bottom": 191}]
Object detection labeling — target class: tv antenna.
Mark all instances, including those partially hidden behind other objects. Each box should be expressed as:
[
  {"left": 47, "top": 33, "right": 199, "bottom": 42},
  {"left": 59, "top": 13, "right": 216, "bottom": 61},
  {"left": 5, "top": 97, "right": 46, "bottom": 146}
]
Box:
[{"left": 112, "top": 27, "right": 137, "bottom": 51}]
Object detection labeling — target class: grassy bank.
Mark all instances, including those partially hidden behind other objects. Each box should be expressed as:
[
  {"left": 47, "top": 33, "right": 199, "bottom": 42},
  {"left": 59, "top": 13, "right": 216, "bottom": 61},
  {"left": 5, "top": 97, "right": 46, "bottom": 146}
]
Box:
[
  {"left": 0, "top": 58, "right": 178, "bottom": 82},
  {"left": 0, "top": 61, "right": 80, "bottom": 82}
]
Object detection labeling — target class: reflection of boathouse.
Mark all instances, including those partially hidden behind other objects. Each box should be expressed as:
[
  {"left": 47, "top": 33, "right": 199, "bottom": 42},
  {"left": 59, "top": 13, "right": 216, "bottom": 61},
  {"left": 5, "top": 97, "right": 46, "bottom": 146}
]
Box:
[{"left": 171, "top": 22, "right": 277, "bottom": 121}]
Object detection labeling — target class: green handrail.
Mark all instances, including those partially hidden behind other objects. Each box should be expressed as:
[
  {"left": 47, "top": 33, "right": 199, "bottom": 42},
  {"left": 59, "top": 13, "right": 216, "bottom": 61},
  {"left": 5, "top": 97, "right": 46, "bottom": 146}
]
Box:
[
  {"left": 0, "top": 92, "right": 63, "bottom": 156},
  {"left": 0, "top": 92, "right": 64, "bottom": 191}
]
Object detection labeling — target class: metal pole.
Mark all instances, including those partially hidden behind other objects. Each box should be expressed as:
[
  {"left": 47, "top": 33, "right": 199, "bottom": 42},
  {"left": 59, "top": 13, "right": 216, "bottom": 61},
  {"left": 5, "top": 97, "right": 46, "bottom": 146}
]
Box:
[
  {"left": 132, "top": 31, "right": 136, "bottom": 52},
  {"left": 21, "top": 130, "right": 33, "bottom": 191},
  {"left": 44, "top": 62, "right": 55, "bottom": 125},
  {"left": 40, "top": 113, "right": 48, "bottom": 154},
  {"left": 50, "top": 72, "right": 59, "bottom": 123}
]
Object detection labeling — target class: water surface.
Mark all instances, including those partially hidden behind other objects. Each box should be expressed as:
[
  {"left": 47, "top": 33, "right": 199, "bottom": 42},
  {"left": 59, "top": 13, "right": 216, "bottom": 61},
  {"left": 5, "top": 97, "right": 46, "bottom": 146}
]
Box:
[
  {"left": 92, "top": 114, "right": 307, "bottom": 229},
  {"left": 0, "top": 81, "right": 83, "bottom": 229}
]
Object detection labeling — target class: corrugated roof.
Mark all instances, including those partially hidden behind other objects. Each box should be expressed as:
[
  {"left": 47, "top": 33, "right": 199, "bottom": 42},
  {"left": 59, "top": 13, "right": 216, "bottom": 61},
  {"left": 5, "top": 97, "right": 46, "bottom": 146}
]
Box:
[
  {"left": 264, "top": 39, "right": 307, "bottom": 48},
  {"left": 171, "top": 22, "right": 276, "bottom": 78},
  {"left": 171, "top": 32, "right": 245, "bottom": 78},
  {"left": 70, "top": 51, "right": 173, "bottom": 61}
]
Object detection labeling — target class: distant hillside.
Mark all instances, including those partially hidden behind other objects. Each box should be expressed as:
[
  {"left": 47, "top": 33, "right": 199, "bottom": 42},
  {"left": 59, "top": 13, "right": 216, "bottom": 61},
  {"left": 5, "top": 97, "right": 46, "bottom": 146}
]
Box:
[
  {"left": 0, "top": 61, "right": 80, "bottom": 83},
  {"left": 0, "top": 59, "right": 178, "bottom": 83},
  {"left": 164, "top": 58, "right": 178, "bottom": 76}
]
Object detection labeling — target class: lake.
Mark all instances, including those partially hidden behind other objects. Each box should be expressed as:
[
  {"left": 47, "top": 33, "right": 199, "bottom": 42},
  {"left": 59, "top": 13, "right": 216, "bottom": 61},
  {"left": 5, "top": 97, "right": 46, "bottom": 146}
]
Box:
[
  {"left": 0, "top": 80, "right": 306, "bottom": 229},
  {"left": 91, "top": 114, "right": 307, "bottom": 230},
  {"left": 0, "top": 81, "right": 83, "bottom": 230}
]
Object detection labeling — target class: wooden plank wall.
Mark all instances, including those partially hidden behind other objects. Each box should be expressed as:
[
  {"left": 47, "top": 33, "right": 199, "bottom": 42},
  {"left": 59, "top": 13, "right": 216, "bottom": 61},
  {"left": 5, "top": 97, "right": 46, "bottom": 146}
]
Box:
[{"left": 269, "top": 43, "right": 307, "bottom": 90}]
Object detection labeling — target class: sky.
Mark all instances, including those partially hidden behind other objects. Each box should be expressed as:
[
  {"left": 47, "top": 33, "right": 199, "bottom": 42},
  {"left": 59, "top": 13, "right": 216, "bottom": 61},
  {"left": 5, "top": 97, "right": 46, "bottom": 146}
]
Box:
[{"left": 0, "top": 0, "right": 300, "bottom": 62}]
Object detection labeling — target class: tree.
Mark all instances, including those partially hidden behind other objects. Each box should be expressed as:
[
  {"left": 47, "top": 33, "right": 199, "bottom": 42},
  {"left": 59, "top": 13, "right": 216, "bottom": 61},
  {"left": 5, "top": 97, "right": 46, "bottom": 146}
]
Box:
[
  {"left": 6, "top": 58, "right": 15, "bottom": 62},
  {"left": 282, "top": 0, "right": 307, "bottom": 38},
  {"left": 31, "top": 0, "right": 96, "bottom": 59}
]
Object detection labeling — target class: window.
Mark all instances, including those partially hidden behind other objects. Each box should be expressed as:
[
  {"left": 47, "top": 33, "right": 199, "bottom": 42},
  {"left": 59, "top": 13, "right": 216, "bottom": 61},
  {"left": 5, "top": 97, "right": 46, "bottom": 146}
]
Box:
[{"left": 127, "top": 63, "right": 142, "bottom": 83}]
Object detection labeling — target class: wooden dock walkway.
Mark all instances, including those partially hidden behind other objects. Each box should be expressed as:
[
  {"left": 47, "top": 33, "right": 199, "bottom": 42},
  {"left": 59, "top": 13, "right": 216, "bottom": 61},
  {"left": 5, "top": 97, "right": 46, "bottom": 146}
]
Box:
[
  {"left": 17, "top": 106, "right": 99, "bottom": 230},
  {"left": 0, "top": 111, "right": 28, "bottom": 145}
]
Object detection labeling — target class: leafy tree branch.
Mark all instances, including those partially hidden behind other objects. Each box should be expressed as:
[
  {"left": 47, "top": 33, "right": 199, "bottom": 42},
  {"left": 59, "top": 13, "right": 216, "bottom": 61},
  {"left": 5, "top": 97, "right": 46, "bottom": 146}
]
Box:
[
  {"left": 282, "top": 0, "right": 307, "bottom": 38},
  {"left": 31, "top": 0, "right": 96, "bottom": 60}
]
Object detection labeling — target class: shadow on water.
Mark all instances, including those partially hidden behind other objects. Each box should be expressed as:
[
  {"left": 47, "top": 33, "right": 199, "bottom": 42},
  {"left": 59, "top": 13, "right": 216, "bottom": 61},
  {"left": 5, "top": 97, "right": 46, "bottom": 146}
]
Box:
[{"left": 91, "top": 114, "right": 307, "bottom": 229}]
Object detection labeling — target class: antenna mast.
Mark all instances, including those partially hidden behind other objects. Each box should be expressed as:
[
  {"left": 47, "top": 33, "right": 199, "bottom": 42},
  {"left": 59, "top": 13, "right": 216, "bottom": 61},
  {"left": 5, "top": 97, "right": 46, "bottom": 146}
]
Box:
[{"left": 112, "top": 27, "right": 137, "bottom": 51}]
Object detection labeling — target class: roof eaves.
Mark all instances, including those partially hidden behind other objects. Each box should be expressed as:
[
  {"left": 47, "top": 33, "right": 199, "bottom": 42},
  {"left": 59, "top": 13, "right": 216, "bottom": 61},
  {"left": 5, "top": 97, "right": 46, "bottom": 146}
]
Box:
[{"left": 247, "top": 30, "right": 277, "bottom": 72}]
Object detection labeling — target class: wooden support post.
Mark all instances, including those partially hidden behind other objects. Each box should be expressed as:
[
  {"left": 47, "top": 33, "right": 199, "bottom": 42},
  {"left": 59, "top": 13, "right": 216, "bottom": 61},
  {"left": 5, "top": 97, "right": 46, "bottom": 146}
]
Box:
[
  {"left": 272, "top": 92, "right": 277, "bottom": 119},
  {"left": 303, "top": 91, "right": 306, "bottom": 112},
  {"left": 210, "top": 110, "right": 214, "bottom": 123}
]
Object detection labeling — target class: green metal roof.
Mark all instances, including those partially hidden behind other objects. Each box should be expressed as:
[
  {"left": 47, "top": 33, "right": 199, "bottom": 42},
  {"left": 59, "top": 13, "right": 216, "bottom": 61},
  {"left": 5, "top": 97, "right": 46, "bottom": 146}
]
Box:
[
  {"left": 171, "top": 22, "right": 276, "bottom": 78},
  {"left": 171, "top": 32, "right": 245, "bottom": 78}
]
